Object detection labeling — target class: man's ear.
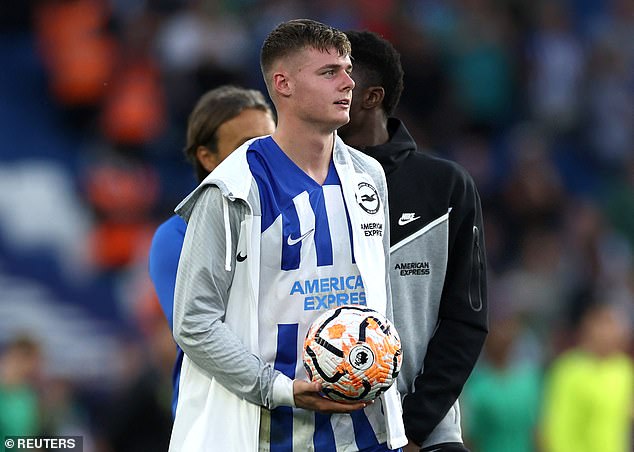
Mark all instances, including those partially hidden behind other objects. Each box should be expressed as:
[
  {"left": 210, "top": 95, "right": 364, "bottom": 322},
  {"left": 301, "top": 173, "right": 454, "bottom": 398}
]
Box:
[
  {"left": 272, "top": 71, "right": 292, "bottom": 97},
  {"left": 196, "top": 145, "right": 218, "bottom": 172},
  {"left": 362, "top": 86, "right": 385, "bottom": 110}
]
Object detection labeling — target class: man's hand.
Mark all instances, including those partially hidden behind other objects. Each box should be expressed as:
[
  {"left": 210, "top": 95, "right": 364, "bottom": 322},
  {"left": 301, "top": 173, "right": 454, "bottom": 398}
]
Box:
[
  {"left": 293, "top": 380, "right": 369, "bottom": 413},
  {"left": 402, "top": 442, "right": 420, "bottom": 452}
]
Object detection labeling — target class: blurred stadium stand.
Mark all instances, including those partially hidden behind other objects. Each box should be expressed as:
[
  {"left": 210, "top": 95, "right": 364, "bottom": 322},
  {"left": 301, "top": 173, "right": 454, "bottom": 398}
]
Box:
[{"left": 0, "top": 1, "right": 632, "bottom": 450}]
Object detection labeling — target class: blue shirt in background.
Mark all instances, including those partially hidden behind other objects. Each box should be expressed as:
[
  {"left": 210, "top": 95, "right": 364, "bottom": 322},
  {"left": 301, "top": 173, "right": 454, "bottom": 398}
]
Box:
[{"left": 148, "top": 214, "right": 186, "bottom": 418}]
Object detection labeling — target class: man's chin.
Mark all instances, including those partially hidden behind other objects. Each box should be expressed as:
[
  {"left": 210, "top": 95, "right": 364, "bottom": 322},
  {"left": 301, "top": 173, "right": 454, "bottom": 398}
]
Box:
[
  {"left": 337, "top": 117, "right": 351, "bottom": 130},
  {"left": 320, "top": 115, "right": 349, "bottom": 135}
]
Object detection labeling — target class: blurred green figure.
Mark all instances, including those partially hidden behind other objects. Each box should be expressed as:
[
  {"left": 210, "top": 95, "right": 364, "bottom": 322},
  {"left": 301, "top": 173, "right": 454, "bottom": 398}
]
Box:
[
  {"left": 540, "top": 302, "right": 634, "bottom": 452},
  {"left": 0, "top": 335, "right": 42, "bottom": 438},
  {"left": 462, "top": 315, "right": 542, "bottom": 452}
]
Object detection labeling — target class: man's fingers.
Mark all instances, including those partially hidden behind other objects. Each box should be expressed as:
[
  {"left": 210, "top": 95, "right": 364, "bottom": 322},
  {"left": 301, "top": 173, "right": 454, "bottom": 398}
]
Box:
[
  {"left": 299, "top": 395, "right": 366, "bottom": 413},
  {"left": 293, "top": 380, "right": 372, "bottom": 413},
  {"left": 319, "top": 399, "right": 367, "bottom": 413}
]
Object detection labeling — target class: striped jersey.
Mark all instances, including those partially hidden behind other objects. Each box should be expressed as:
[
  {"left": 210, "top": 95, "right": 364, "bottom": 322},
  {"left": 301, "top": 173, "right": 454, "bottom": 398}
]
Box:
[{"left": 247, "top": 137, "right": 390, "bottom": 451}]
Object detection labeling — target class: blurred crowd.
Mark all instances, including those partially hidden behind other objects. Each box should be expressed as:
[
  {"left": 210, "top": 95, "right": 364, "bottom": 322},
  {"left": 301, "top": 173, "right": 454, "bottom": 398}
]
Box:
[{"left": 0, "top": 0, "right": 632, "bottom": 451}]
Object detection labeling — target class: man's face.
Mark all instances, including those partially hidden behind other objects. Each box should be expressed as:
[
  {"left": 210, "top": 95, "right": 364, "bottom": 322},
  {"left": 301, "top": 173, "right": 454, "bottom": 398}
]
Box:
[
  {"left": 287, "top": 47, "right": 355, "bottom": 132},
  {"left": 200, "top": 108, "right": 276, "bottom": 172}
]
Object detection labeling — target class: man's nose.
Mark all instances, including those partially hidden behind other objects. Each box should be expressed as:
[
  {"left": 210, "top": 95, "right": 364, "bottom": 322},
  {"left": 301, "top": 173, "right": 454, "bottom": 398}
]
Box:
[{"left": 342, "top": 72, "right": 355, "bottom": 90}]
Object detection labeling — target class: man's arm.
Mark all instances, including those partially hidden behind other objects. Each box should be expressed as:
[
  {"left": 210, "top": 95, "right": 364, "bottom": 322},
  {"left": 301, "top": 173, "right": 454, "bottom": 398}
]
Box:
[
  {"left": 402, "top": 173, "right": 488, "bottom": 445},
  {"left": 173, "top": 186, "right": 366, "bottom": 413},
  {"left": 173, "top": 186, "right": 294, "bottom": 409}
]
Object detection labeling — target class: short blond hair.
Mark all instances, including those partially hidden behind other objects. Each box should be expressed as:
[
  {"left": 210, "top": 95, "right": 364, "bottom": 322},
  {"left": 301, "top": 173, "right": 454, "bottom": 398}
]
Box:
[{"left": 260, "top": 19, "right": 351, "bottom": 92}]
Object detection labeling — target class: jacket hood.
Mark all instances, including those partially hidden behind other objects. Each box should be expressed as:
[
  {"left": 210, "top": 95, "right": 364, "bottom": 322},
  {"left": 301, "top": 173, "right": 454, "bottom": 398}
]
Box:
[
  {"left": 175, "top": 136, "right": 264, "bottom": 221},
  {"left": 362, "top": 118, "right": 416, "bottom": 175}
]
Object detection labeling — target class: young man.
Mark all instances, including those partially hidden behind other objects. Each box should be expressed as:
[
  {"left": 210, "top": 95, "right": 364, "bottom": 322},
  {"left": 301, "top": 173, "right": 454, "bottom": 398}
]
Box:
[
  {"left": 148, "top": 85, "right": 276, "bottom": 417},
  {"left": 338, "top": 31, "right": 488, "bottom": 452},
  {"left": 169, "top": 20, "right": 407, "bottom": 451}
]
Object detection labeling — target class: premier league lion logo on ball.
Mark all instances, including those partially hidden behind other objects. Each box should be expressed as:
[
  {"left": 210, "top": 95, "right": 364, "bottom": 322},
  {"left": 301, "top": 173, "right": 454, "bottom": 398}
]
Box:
[{"left": 302, "top": 306, "right": 402, "bottom": 403}]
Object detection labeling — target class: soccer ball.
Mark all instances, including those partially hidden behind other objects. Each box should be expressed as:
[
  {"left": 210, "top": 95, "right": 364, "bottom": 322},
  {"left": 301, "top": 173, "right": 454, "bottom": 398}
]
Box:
[{"left": 302, "top": 306, "right": 402, "bottom": 403}]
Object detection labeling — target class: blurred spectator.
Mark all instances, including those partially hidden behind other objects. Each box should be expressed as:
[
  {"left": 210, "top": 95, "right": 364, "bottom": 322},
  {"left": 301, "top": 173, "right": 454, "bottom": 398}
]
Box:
[
  {"left": 307, "top": 0, "right": 358, "bottom": 31},
  {"left": 97, "top": 333, "right": 172, "bottom": 452},
  {"left": 501, "top": 124, "right": 565, "bottom": 247},
  {"left": 100, "top": 9, "right": 166, "bottom": 147},
  {"left": 100, "top": 59, "right": 166, "bottom": 147},
  {"left": 463, "top": 314, "right": 542, "bottom": 452},
  {"left": 603, "top": 157, "right": 634, "bottom": 248},
  {"left": 154, "top": 1, "right": 251, "bottom": 129},
  {"left": 561, "top": 197, "right": 634, "bottom": 330},
  {"left": 0, "top": 335, "right": 43, "bottom": 438},
  {"left": 353, "top": 0, "right": 398, "bottom": 39},
  {"left": 444, "top": 0, "right": 516, "bottom": 131},
  {"left": 497, "top": 227, "right": 567, "bottom": 352},
  {"left": 527, "top": 1, "right": 585, "bottom": 134},
  {"left": 33, "top": 0, "right": 117, "bottom": 129},
  {"left": 39, "top": 378, "right": 96, "bottom": 449},
  {"left": 391, "top": 15, "right": 454, "bottom": 150},
  {"left": 83, "top": 157, "right": 159, "bottom": 271},
  {"left": 447, "top": 127, "right": 498, "bottom": 199},
  {"left": 585, "top": 34, "right": 633, "bottom": 169},
  {"left": 539, "top": 302, "right": 634, "bottom": 452}
]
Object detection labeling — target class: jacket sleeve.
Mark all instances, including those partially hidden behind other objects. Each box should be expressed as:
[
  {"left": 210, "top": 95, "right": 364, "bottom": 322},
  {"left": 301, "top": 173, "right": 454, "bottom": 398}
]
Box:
[
  {"left": 173, "top": 186, "right": 293, "bottom": 409},
  {"left": 402, "top": 171, "right": 488, "bottom": 445}
]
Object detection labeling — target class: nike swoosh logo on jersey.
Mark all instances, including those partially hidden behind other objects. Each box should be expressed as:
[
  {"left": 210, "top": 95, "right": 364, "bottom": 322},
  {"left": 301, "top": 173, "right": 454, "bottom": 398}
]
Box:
[
  {"left": 236, "top": 252, "right": 247, "bottom": 262},
  {"left": 287, "top": 228, "right": 314, "bottom": 246},
  {"left": 398, "top": 213, "right": 421, "bottom": 226}
]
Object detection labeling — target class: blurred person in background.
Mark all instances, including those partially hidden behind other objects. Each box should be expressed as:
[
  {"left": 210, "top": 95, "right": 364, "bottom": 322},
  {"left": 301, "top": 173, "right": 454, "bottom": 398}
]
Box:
[
  {"left": 97, "top": 333, "right": 173, "bottom": 452},
  {"left": 527, "top": 1, "right": 585, "bottom": 135},
  {"left": 462, "top": 314, "right": 542, "bottom": 452},
  {"left": 539, "top": 302, "right": 634, "bottom": 452},
  {"left": 603, "top": 156, "right": 634, "bottom": 249},
  {"left": 148, "top": 85, "right": 276, "bottom": 418},
  {"left": 0, "top": 335, "right": 43, "bottom": 439},
  {"left": 39, "top": 377, "right": 95, "bottom": 448},
  {"left": 338, "top": 30, "right": 488, "bottom": 452}
]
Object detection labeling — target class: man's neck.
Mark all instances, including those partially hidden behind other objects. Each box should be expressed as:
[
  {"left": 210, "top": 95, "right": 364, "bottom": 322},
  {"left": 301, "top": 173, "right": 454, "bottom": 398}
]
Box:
[
  {"left": 340, "top": 112, "right": 389, "bottom": 151},
  {"left": 272, "top": 125, "right": 334, "bottom": 185}
]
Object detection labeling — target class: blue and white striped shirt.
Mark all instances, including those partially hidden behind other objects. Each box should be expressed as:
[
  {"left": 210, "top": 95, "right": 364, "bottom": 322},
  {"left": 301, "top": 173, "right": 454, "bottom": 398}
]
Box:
[{"left": 248, "top": 137, "right": 391, "bottom": 451}]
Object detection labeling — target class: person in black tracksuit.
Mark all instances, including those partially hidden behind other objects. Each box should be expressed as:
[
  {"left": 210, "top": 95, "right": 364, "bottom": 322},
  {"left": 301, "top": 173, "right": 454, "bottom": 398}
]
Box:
[{"left": 339, "top": 31, "right": 488, "bottom": 452}]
